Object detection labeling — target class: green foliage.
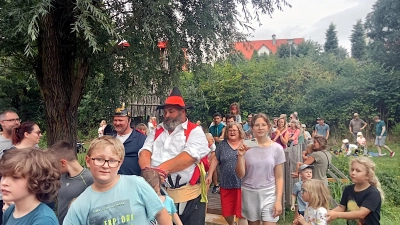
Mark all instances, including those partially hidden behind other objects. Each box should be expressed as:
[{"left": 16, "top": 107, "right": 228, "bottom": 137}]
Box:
[
  {"left": 365, "top": 0, "right": 400, "bottom": 70},
  {"left": 324, "top": 23, "right": 339, "bottom": 53},
  {"left": 350, "top": 20, "right": 366, "bottom": 60},
  {"left": 0, "top": 0, "right": 292, "bottom": 146}
]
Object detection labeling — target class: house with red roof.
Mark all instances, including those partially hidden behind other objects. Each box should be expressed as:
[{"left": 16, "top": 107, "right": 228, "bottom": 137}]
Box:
[{"left": 234, "top": 35, "right": 304, "bottom": 59}]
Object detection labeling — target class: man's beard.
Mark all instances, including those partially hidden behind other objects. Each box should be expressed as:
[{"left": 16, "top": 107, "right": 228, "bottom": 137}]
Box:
[{"left": 164, "top": 112, "right": 183, "bottom": 131}]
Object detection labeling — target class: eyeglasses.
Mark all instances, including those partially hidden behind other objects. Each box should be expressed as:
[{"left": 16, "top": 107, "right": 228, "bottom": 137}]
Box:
[
  {"left": 228, "top": 129, "right": 239, "bottom": 133},
  {"left": 301, "top": 188, "right": 308, "bottom": 194},
  {"left": 91, "top": 158, "right": 121, "bottom": 168},
  {"left": 32, "top": 130, "right": 41, "bottom": 135},
  {"left": 1, "top": 118, "right": 21, "bottom": 123}
]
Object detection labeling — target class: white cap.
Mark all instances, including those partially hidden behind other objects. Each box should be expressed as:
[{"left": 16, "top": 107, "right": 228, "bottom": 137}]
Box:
[
  {"left": 357, "top": 132, "right": 362, "bottom": 136},
  {"left": 342, "top": 139, "right": 349, "bottom": 143}
]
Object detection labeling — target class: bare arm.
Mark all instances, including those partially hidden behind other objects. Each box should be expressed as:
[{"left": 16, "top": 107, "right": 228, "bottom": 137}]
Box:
[
  {"left": 273, "top": 163, "right": 284, "bottom": 218},
  {"left": 326, "top": 130, "right": 330, "bottom": 140},
  {"left": 218, "top": 127, "right": 226, "bottom": 141},
  {"left": 327, "top": 206, "right": 371, "bottom": 221},
  {"left": 172, "top": 213, "right": 183, "bottom": 225},
  {"left": 279, "top": 130, "right": 289, "bottom": 146},
  {"left": 155, "top": 208, "right": 173, "bottom": 225},
  {"left": 303, "top": 155, "right": 315, "bottom": 165},
  {"left": 158, "top": 152, "right": 196, "bottom": 174},
  {"left": 139, "top": 150, "right": 152, "bottom": 169},
  {"left": 207, "top": 154, "right": 219, "bottom": 175},
  {"left": 272, "top": 130, "right": 281, "bottom": 141},
  {"left": 235, "top": 155, "right": 246, "bottom": 179},
  {"left": 380, "top": 126, "right": 386, "bottom": 136},
  {"left": 361, "top": 120, "right": 367, "bottom": 130},
  {"left": 331, "top": 205, "right": 346, "bottom": 212},
  {"left": 290, "top": 194, "right": 296, "bottom": 210},
  {"left": 274, "top": 163, "right": 284, "bottom": 201}
]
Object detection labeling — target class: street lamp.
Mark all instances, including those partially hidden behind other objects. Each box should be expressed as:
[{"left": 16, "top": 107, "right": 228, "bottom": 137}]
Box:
[{"left": 287, "top": 38, "right": 294, "bottom": 58}]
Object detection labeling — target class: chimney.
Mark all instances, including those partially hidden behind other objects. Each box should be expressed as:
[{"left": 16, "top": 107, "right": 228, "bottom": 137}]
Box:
[{"left": 272, "top": 34, "right": 276, "bottom": 46}]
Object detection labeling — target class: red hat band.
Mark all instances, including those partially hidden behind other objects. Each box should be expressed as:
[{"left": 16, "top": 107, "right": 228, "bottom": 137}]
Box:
[{"left": 164, "top": 96, "right": 185, "bottom": 107}]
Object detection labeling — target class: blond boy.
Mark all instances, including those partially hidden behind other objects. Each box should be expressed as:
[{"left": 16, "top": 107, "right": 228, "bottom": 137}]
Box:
[{"left": 63, "top": 136, "right": 171, "bottom": 225}]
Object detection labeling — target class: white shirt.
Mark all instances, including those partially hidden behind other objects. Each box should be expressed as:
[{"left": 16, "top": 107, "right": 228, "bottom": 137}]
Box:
[
  {"left": 208, "top": 143, "right": 216, "bottom": 158},
  {"left": 116, "top": 130, "right": 132, "bottom": 144},
  {"left": 304, "top": 204, "right": 328, "bottom": 225},
  {"left": 148, "top": 122, "right": 155, "bottom": 130},
  {"left": 139, "top": 120, "right": 209, "bottom": 186}
]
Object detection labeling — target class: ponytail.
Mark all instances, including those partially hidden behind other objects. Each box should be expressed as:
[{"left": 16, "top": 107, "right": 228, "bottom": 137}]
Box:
[
  {"left": 11, "top": 127, "right": 21, "bottom": 145},
  {"left": 11, "top": 121, "right": 36, "bottom": 145}
]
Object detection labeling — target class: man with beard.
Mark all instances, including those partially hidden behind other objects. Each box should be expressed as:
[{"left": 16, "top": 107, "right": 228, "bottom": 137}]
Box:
[
  {"left": 139, "top": 87, "right": 209, "bottom": 225},
  {"left": 0, "top": 110, "right": 21, "bottom": 224},
  {"left": 112, "top": 103, "right": 146, "bottom": 175}
]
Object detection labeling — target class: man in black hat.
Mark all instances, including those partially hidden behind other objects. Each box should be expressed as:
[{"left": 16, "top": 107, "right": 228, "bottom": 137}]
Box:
[
  {"left": 112, "top": 103, "right": 146, "bottom": 175},
  {"left": 139, "top": 87, "right": 209, "bottom": 225}
]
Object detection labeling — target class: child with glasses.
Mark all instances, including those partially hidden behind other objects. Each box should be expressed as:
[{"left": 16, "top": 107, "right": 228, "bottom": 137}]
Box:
[
  {"left": 0, "top": 147, "right": 60, "bottom": 225},
  {"left": 293, "top": 179, "right": 330, "bottom": 225},
  {"left": 63, "top": 136, "right": 172, "bottom": 225}
]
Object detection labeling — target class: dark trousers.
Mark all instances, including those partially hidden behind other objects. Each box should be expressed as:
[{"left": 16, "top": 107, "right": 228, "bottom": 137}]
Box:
[{"left": 177, "top": 195, "right": 206, "bottom": 225}]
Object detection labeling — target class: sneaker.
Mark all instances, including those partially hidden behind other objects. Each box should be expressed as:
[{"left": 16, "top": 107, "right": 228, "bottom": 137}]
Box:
[
  {"left": 212, "top": 185, "right": 220, "bottom": 194},
  {"left": 390, "top": 151, "right": 395, "bottom": 157}
]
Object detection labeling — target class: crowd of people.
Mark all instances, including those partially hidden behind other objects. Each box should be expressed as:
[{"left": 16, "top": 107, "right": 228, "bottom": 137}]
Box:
[{"left": 0, "top": 87, "right": 391, "bottom": 225}]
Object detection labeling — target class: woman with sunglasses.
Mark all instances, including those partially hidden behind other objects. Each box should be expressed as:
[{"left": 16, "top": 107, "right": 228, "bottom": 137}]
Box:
[{"left": 11, "top": 121, "right": 42, "bottom": 149}]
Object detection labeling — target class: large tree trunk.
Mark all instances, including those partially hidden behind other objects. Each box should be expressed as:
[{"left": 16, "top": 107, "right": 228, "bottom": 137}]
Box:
[{"left": 35, "top": 2, "right": 89, "bottom": 147}]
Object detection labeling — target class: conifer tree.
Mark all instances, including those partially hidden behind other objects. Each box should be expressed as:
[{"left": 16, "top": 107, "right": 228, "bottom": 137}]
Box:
[{"left": 350, "top": 20, "right": 366, "bottom": 60}]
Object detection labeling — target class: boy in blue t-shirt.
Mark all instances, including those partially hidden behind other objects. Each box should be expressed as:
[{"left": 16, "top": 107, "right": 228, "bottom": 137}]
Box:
[
  {"left": 0, "top": 148, "right": 60, "bottom": 225},
  {"left": 291, "top": 164, "right": 314, "bottom": 218},
  {"left": 63, "top": 136, "right": 171, "bottom": 225}
]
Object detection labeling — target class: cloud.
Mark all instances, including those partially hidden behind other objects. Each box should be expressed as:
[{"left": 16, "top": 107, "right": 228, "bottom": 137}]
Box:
[{"left": 248, "top": 0, "right": 376, "bottom": 51}]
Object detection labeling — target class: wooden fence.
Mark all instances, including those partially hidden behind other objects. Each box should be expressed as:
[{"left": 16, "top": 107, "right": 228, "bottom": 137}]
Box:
[{"left": 283, "top": 144, "right": 349, "bottom": 213}]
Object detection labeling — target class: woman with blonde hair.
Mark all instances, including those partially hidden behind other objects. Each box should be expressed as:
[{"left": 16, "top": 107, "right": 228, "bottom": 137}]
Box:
[
  {"left": 287, "top": 120, "right": 300, "bottom": 147},
  {"left": 206, "top": 122, "right": 247, "bottom": 225},
  {"left": 327, "top": 157, "right": 383, "bottom": 224},
  {"left": 136, "top": 123, "right": 149, "bottom": 136},
  {"left": 270, "top": 117, "right": 289, "bottom": 149}
]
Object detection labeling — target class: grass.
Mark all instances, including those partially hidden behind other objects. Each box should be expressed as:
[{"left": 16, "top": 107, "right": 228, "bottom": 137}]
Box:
[
  {"left": 280, "top": 142, "right": 400, "bottom": 225},
  {"left": 77, "top": 139, "right": 400, "bottom": 225}
]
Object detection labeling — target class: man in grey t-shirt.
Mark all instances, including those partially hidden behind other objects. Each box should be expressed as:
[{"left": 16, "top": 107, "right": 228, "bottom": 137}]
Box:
[
  {"left": 349, "top": 113, "right": 367, "bottom": 142},
  {"left": 313, "top": 117, "right": 330, "bottom": 140}
]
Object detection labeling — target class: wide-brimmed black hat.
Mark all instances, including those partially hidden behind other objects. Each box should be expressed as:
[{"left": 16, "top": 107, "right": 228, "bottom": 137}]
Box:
[
  {"left": 114, "top": 103, "right": 131, "bottom": 117},
  {"left": 156, "top": 87, "right": 193, "bottom": 110}
]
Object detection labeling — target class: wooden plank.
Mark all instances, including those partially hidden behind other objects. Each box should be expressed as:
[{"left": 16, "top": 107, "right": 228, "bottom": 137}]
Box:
[
  {"left": 329, "top": 164, "right": 349, "bottom": 180},
  {"left": 327, "top": 178, "right": 349, "bottom": 183}
]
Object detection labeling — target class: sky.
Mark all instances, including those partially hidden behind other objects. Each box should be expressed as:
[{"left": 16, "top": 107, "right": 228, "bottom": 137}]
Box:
[{"left": 248, "top": 0, "right": 376, "bottom": 51}]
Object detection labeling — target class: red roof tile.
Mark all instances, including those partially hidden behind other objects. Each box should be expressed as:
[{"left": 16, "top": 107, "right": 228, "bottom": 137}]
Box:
[{"left": 234, "top": 38, "right": 304, "bottom": 59}]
